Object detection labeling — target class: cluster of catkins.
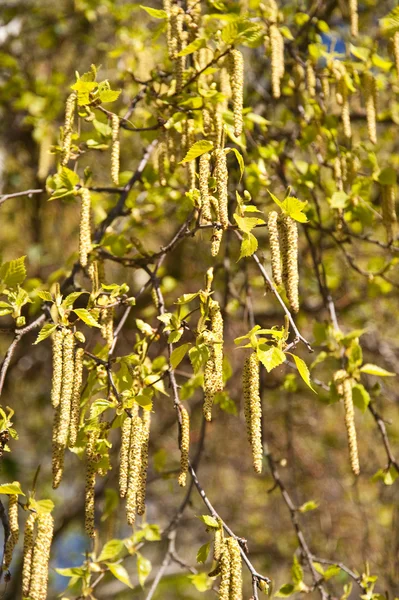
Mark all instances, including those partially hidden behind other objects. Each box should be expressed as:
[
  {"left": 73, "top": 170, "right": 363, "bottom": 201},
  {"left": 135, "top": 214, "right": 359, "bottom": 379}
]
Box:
[
  {"left": 334, "top": 370, "right": 360, "bottom": 476},
  {"left": 210, "top": 528, "right": 243, "bottom": 600},
  {"left": 118, "top": 405, "right": 151, "bottom": 528},
  {"left": 51, "top": 329, "right": 84, "bottom": 488},
  {"left": 267, "top": 211, "right": 299, "bottom": 313}
]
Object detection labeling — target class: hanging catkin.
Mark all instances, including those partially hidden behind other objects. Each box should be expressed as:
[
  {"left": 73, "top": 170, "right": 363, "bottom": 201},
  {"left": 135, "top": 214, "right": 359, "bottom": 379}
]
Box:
[
  {"left": 243, "top": 354, "right": 263, "bottom": 474},
  {"left": 61, "top": 92, "right": 76, "bottom": 166},
  {"left": 186, "top": 118, "right": 196, "bottom": 190},
  {"left": 394, "top": 32, "right": 399, "bottom": 77},
  {"left": 119, "top": 414, "right": 132, "bottom": 498},
  {"left": 28, "top": 513, "right": 54, "bottom": 600},
  {"left": 334, "top": 156, "right": 343, "bottom": 191},
  {"left": 213, "top": 107, "right": 224, "bottom": 149},
  {"left": 211, "top": 226, "right": 223, "bottom": 257},
  {"left": 306, "top": 60, "right": 316, "bottom": 98},
  {"left": 227, "top": 49, "right": 244, "bottom": 137},
  {"left": 137, "top": 410, "right": 151, "bottom": 515},
  {"left": 85, "top": 431, "right": 98, "bottom": 538},
  {"left": 199, "top": 153, "right": 212, "bottom": 223},
  {"left": 226, "top": 538, "right": 243, "bottom": 600},
  {"left": 268, "top": 210, "right": 282, "bottom": 286},
  {"left": 214, "top": 149, "right": 228, "bottom": 229},
  {"left": 218, "top": 540, "right": 231, "bottom": 600},
  {"left": 280, "top": 216, "right": 299, "bottom": 313},
  {"left": 3, "top": 495, "right": 19, "bottom": 570},
  {"left": 178, "top": 405, "right": 190, "bottom": 487},
  {"left": 203, "top": 300, "right": 224, "bottom": 421},
  {"left": 126, "top": 414, "right": 143, "bottom": 526},
  {"left": 337, "top": 77, "right": 351, "bottom": 140},
  {"left": 101, "top": 304, "right": 114, "bottom": 348},
  {"left": 364, "top": 72, "right": 377, "bottom": 145},
  {"left": 79, "top": 187, "right": 92, "bottom": 268},
  {"left": 171, "top": 5, "right": 185, "bottom": 92},
  {"left": 111, "top": 113, "right": 120, "bottom": 185},
  {"left": 22, "top": 512, "right": 37, "bottom": 597},
  {"left": 349, "top": 0, "right": 358, "bottom": 37},
  {"left": 52, "top": 406, "right": 64, "bottom": 489},
  {"left": 321, "top": 71, "right": 330, "bottom": 103},
  {"left": 270, "top": 24, "right": 284, "bottom": 99},
  {"left": 69, "top": 347, "right": 84, "bottom": 448},
  {"left": 56, "top": 331, "right": 74, "bottom": 448},
  {"left": 381, "top": 185, "right": 397, "bottom": 242},
  {"left": 51, "top": 329, "right": 63, "bottom": 409},
  {"left": 342, "top": 376, "right": 360, "bottom": 476},
  {"left": 214, "top": 527, "right": 222, "bottom": 561}
]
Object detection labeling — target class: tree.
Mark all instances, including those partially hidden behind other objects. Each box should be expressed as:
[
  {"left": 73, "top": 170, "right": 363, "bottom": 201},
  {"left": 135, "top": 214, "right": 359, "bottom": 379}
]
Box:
[{"left": 0, "top": 0, "right": 398, "bottom": 598}]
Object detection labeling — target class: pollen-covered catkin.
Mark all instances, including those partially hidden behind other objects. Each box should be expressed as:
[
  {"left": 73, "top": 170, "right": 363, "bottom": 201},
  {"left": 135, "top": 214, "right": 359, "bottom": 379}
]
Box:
[
  {"left": 57, "top": 331, "right": 75, "bottom": 448},
  {"left": 338, "top": 78, "right": 351, "bottom": 139},
  {"left": 321, "top": 72, "right": 330, "bottom": 103},
  {"left": 137, "top": 410, "right": 151, "bottom": 515},
  {"left": 268, "top": 211, "right": 282, "bottom": 287},
  {"left": 101, "top": 305, "right": 114, "bottom": 348},
  {"left": 243, "top": 354, "right": 263, "bottom": 474},
  {"left": 226, "top": 538, "right": 243, "bottom": 600},
  {"left": 218, "top": 541, "right": 231, "bottom": 600},
  {"left": 342, "top": 376, "right": 360, "bottom": 476},
  {"left": 211, "top": 226, "right": 223, "bottom": 257},
  {"left": 111, "top": 114, "right": 120, "bottom": 185},
  {"left": 178, "top": 406, "right": 190, "bottom": 487},
  {"left": 52, "top": 407, "right": 64, "bottom": 489},
  {"left": 158, "top": 136, "right": 167, "bottom": 187},
  {"left": 228, "top": 49, "right": 244, "bottom": 137},
  {"left": 28, "top": 513, "right": 54, "bottom": 600},
  {"left": 61, "top": 92, "right": 76, "bottom": 165},
  {"left": 85, "top": 432, "right": 97, "bottom": 538},
  {"left": 79, "top": 187, "right": 92, "bottom": 268},
  {"left": 126, "top": 415, "right": 143, "bottom": 526},
  {"left": 51, "top": 329, "right": 63, "bottom": 409},
  {"left": 281, "top": 216, "right": 299, "bottom": 313},
  {"left": 3, "top": 495, "right": 19, "bottom": 570},
  {"left": 349, "top": 0, "right": 358, "bottom": 37},
  {"left": 394, "top": 32, "right": 399, "bottom": 77},
  {"left": 334, "top": 156, "right": 343, "bottom": 191},
  {"left": 119, "top": 414, "right": 132, "bottom": 498},
  {"left": 364, "top": 73, "right": 377, "bottom": 145},
  {"left": 22, "top": 513, "right": 37, "bottom": 597},
  {"left": 69, "top": 347, "right": 84, "bottom": 448},
  {"left": 270, "top": 24, "right": 284, "bottom": 99},
  {"left": 186, "top": 119, "right": 196, "bottom": 190},
  {"left": 214, "top": 149, "right": 228, "bottom": 229},
  {"left": 381, "top": 185, "right": 397, "bottom": 242},
  {"left": 199, "top": 153, "right": 212, "bottom": 223},
  {"left": 214, "top": 527, "right": 222, "bottom": 561},
  {"left": 306, "top": 60, "right": 316, "bottom": 98},
  {"left": 210, "top": 300, "right": 224, "bottom": 394}
]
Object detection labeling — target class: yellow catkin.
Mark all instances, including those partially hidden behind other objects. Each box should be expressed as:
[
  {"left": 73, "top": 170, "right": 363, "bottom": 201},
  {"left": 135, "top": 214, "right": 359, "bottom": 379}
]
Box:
[
  {"left": 210, "top": 301, "right": 224, "bottom": 394},
  {"left": 88, "top": 260, "right": 99, "bottom": 293},
  {"left": 268, "top": 210, "right": 282, "bottom": 287},
  {"left": 393, "top": 32, "right": 399, "bottom": 76},
  {"left": 186, "top": 118, "right": 196, "bottom": 191},
  {"left": 306, "top": 60, "right": 316, "bottom": 98},
  {"left": 199, "top": 153, "right": 212, "bottom": 223},
  {"left": 111, "top": 113, "right": 120, "bottom": 185},
  {"left": 203, "top": 301, "right": 224, "bottom": 421},
  {"left": 226, "top": 538, "right": 243, "bottom": 600},
  {"left": 364, "top": 73, "right": 377, "bottom": 145},
  {"left": 349, "top": 0, "right": 358, "bottom": 37},
  {"left": 158, "top": 135, "right": 167, "bottom": 187},
  {"left": 382, "top": 185, "right": 397, "bottom": 243},
  {"left": 79, "top": 187, "right": 92, "bottom": 268},
  {"left": 281, "top": 216, "right": 299, "bottom": 313},
  {"left": 218, "top": 541, "right": 231, "bottom": 600},
  {"left": 3, "top": 495, "right": 19, "bottom": 570},
  {"left": 178, "top": 406, "right": 190, "bottom": 487},
  {"left": 214, "top": 527, "right": 222, "bottom": 561},
  {"left": 213, "top": 107, "right": 224, "bottom": 150},
  {"left": 51, "top": 329, "right": 63, "bottom": 409},
  {"left": 101, "top": 305, "right": 114, "bottom": 347},
  {"left": 119, "top": 414, "right": 132, "bottom": 498},
  {"left": 214, "top": 149, "right": 228, "bottom": 230},
  {"left": 211, "top": 226, "right": 223, "bottom": 257},
  {"left": 171, "top": 5, "right": 185, "bottom": 91},
  {"left": 203, "top": 108, "right": 213, "bottom": 137},
  {"left": 342, "top": 376, "right": 360, "bottom": 476},
  {"left": 228, "top": 49, "right": 244, "bottom": 137},
  {"left": 270, "top": 24, "right": 284, "bottom": 99},
  {"left": 137, "top": 410, "right": 151, "bottom": 514},
  {"left": 85, "top": 431, "right": 98, "bottom": 538},
  {"left": 52, "top": 406, "right": 64, "bottom": 489},
  {"left": 220, "top": 66, "right": 232, "bottom": 111},
  {"left": 69, "top": 347, "right": 84, "bottom": 448},
  {"left": 28, "top": 513, "right": 54, "bottom": 600},
  {"left": 22, "top": 513, "right": 37, "bottom": 597},
  {"left": 164, "top": 0, "right": 174, "bottom": 59},
  {"left": 61, "top": 92, "right": 76, "bottom": 166},
  {"left": 167, "top": 129, "right": 177, "bottom": 171},
  {"left": 321, "top": 72, "right": 330, "bottom": 103},
  {"left": 57, "top": 331, "right": 75, "bottom": 448},
  {"left": 334, "top": 156, "right": 343, "bottom": 191},
  {"left": 243, "top": 354, "right": 263, "bottom": 474},
  {"left": 338, "top": 78, "right": 351, "bottom": 139},
  {"left": 126, "top": 415, "right": 143, "bottom": 526}
]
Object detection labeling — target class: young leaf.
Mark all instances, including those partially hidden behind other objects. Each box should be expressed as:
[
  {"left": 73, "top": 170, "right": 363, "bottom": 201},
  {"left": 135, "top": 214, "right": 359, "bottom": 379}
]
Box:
[
  {"left": 98, "top": 539, "right": 125, "bottom": 562},
  {"left": 0, "top": 481, "right": 25, "bottom": 495},
  {"left": 170, "top": 343, "right": 191, "bottom": 369},
  {"left": 257, "top": 346, "right": 286, "bottom": 372},
  {"left": 239, "top": 231, "right": 258, "bottom": 260},
  {"left": 197, "top": 514, "right": 219, "bottom": 529},
  {"left": 289, "top": 354, "right": 317, "bottom": 393},
  {"left": 0, "top": 256, "right": 27, "bottom": 287},
  {"left": 360, "top": 364, "right": 396, "bottom": 377},
  {"left": 140, "top": 5, "right": 167, "bottom": 18},
  {"left": 196, "top": 542, "right": 211, "bottom": 564},
  {"left": 227, "top": 147, "right": 244, "bottom": 180},
  {"left": 106, "top": 562, "right": 133, "bottom": 588},
  {"left": 34, "top": 323, "right": 57, "bottom": 345},
  {"left": 73, "top": 308, "right": 102, "bottom": 328},
  {"left": 180, "top": 140, "right": 214, "bottom": 164},
  {"left": 177, "top": 38, "right": 206, "bottom": 57},
  {"left": 136, "top": 552, "right": 152, "bottom": 587}
]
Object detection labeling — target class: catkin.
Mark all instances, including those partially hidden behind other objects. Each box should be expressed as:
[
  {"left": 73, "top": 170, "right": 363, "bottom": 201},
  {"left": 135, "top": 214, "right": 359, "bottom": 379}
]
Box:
[
  {"left": 22, "top": 513, "right": 37, "bottom": 597},
  {"left": 178, "top": 406, "right": 190, "bottom": 487},
  {"left": 57, "top": 331, "right": 75, "bottom": 448},
  {"left": 85, "top": 431, "right": 98, "bottom": 538},
  {"left": 268, "top": 211, "right": 282, "bottom": 287},
  {"left": 243, "top": 354, "right": 263, "bottom": 474},
  {"left": 306, "top": 60, "right": 316, "bottom": 98},
  {"left": 334, "top": 156, "right": 343, "bottom": 191},
  {"left": 28, "top": 513, "right": 54, "bottom": 600},
  {"left": 158, "top": 136, "right": 167, "bottom": 187},
  {"left": 137, "top": 410, "right": 151, "bottom": 515},
  {"left": 213, "top": 108, "right": 224, "bottom": 149},
  {"left": 61, "top": 92, "right": 76, "bottom": 165},
  {"left": 119, "top": 414, "right": 132, "bottom": 498},
  {"left": 349, "top": 0, "right": 358, "bottom": 37},
  {"left": 51, "top": 329, "right": 63, "bottom": 409},
  {"left": 79, "top": 188, "right": 92, "bottom": 268},
  {"left": 126, "top": 415, "right": 143, "bottom": 526},
  {"left": 69, "top": 347, "right": 84, "bottom": 448},
  {"left": 210, "top": 301, "right": 224, "bottom": 395},
  {"left": 3, "top": 495, "right": 19, "bottom": 570},
  {"left": 101, "top": 306, "right": 114, "bottom": 348},
  {"left": 364, "top": 73, "right": 377, "bottom": 145},
  {"left": 52, "top": 406, "right": 64, "bottom": 489},
  {"left": 214, "top": 149, "right": 228, "bottom": 229},
  {"left": 270, "top": 24, "right": 284, "bottom": 99},
  {"left": 280, "top": 216, "right": 299, "bottom": 313},
  {"left": 382, "top": 185, "right": 397, "bottom": 242},
  {"left": 203, "top": 301, "right": 224, "bottom": 421},
  {"left": 218, "top": 541, "right": 231, "bottom": 600},
  {"left": 394, "top": 32, "right": 399, "bottom": 77},
  {"left": 338, "top": 78, "right": 351, "bottom": 139},
  {"left": 88, "top": 260, "right": 99, "bottom": 293},
  {"left": 226, "top": 538, "right": 243, "bottom": 600},
  {"left": 111, "top": 113, "right": 120, "bottom": 185},
  {"left": 342, "top": 376, "right": 360, "bottom": 476},
  {"left": 199, "top": 153, "right": 212, "bottom": 223},
  {"left": 186, "top": 119, "right": 196, "bottom": 191},
  {"left": 211, "top": 226, "right": 223, "bottom": 257},
  {"left": 228, "top": 49, "right": 244, "bottom": 137},
  {"left": 214, "top": 527, "right": 222, "bottom": 561},
  {"left": 321, "top": 72, "right": 330, "bottom": 103}
]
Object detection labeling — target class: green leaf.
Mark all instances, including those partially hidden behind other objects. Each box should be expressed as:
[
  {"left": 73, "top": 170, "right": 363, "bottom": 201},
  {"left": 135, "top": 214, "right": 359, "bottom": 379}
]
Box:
[
  {"left": 177, "top": 38, "right": 206, "bottom": 57},
  {"left": 257, "top": 346, "right": 286, "bottom": 372},
  {"left": 189, "top": 572, "right": 211, "bottom": 592},
  {"left": 73, "top": 308, "right": 102, "bottom": 328},
  {"left": 0, "top": 481, "right": 25, "bottom": 495},
  {"left": 299, "top": 500, "right": 319, "bottom": 513},
  {"left": 170, "top": 343, "right": 191, "bottom": 369},
  {"left": 360, "top": 364, "right": 396, "bottom": 377},
  {"left": 378, "top": 167, "right": 397, "bottom": 186},
  {"left": 281, "top": 197, "right": 308, "bottom": 223},
  {"left": 196, "top": 542, "right": 211, "bottom": 564},
  {"left": 33, "top": 323, "right": 57, "bottom": 345},
  {"left": 275, "top": 583, "right": 295, "bottom": 597},
  {"left": 290, "top": 354, "right": 317, "bottom": 393},
  {"left": 234, "top": 214, "right": 265, "bottom": 234},
  {"left": 175, "top": 292, "right": 200, "bottom": 304},
  {"left": 136, "top": 552, "right": 152, "bottom": 587},
  {"left": 0, "top": 256, "right": 27, "bottom": 287},
  {"left": 239, "top": 231, "right": 258, "bottom": 260},
  {"left": 59, "top": 166, "right": 79, "bottom": 188},
  {"left": 30, "top": 498, "right": 54, "bottom": 514},
  {"left": 180, "top": 140, "right": 214, "bottom": 164},
  {"left": 56, "top": 566, "right": 87, "bottom": 578},
  {"left": 291, "top": 555, "right": 304, "bottom": 585},
  {"left": 329, "top": 191, "right": 348, "bottom": 209},
  {"left": 98, "top": 539, "right": 125, "bottom": 562},
  {"left": 36, "top": 290, "right": 53, "bottom": 302},
  {"left": 189, "top": 344, "right": 209, "bottom": 373},
  {"left": 380, "top": 7, "right": 399, "bottom": 35},
  {"left": 99, "top": 89, "right": 121, "bottom": 103},
  {"left": 352, "top": 383, "right": 370, "bottom": 413},
  {"left": 106, "top": 562, "right": 133, "bottom": 588},
  {"left": 140, "top": 5, "right": 167, "bottom": 18},
  {"left": 197, "top": 514, "right": 219, "bottom": 529},
  {"left": 227, "top": 147, "right": 244, "bottom": 180}
]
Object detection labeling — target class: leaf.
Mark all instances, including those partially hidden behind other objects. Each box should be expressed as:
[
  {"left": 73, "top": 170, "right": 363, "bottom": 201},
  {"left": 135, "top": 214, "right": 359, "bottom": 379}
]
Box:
[
  {"left": 352, "top": 383, "right": 370, "bottom": 413},
  {"left": 136, "top": 552, "right": 152, "bottom": 587},
  {"left": 0, "top": 256, "right": 27, "bottom": 287},
  {"left": 180, "top": 140, "right": 214, "bottom": 164},
  {"left": 189, "top": 345, "right": 209, "bottom": 373},
  {"left": 59, "top": 167, "right": 79, "bottom": 188},
  {"left": 329, "top": 191, "right": 348, "bottom": 209},
  {"left": 98, "top": 539, "right": 125, "bottom": 562},
  {"left": 140, "top": 5, "right": 168, "bottom": 18},
  {"left": 170, "top": 343, "right": 191, "bottom": 369},
  {"left": 36, "top": 290, "right": 53, "bottom": 302},
  {"left": 360, "top": 364, "right": 396, "bottom": 377},
  {"left": 196, "top": 542, "right": 211, "bottom": 564},
  {"left": 291, "top": 555, "right": 304, "bottom": 585},
  {"left": 189, "top": 572, "right": 211, "bottom": 592},
  {"left": 234, "top": 214, "right": 265, "bottom": 234},
  {"left": 380, "top": 7, "right": 399, "bottom": 35},
  {"left": 227, "top": 147, "right": 244, "bottom": 180},
  {"left": 31, "top": 498, "right": 54, "bottom": 514},
  {"left": 33, "top": 323, "right": 57, "bottom": 345},
  {"left": 177, "top": 38, "right": 206, "bottom": 57},
  {"left": 290, "top": 354, "right": 317, "bottom": 393},
  {"left": 281, "top": 196, "right": 308, "bottom": 223},
  {"left": 0, "top": 481, "right": 25, "bottom": 495},
  {"left": 299, "top": 500, "right": 319, "bottom": 513},
  {"left": 197, "top": 514, "right": 219, "bottom": 529},
  {"left": 378, "top": 167, "right": 397, "bottom": 186},
  {"left": 239, "top": 231, "right": 258, "bottom": 260},
  {"left": 99, "top": 89, "right": 121, "bottom": 103},
  {"left": 268, "top": 190, "right": 283, "bottom": 208},
  {"left": 257, "top": 346, "right": 286, "bottom": 372},
  {"left": 275, "top": 583, "right": 295, "bottom": 597},
  {"left": 73, "top": 308, "right": 102, "bottom": 328},
  {"left": 106, "top": 562, "right": 133, "bottom": 588},
  {"left": 175, "top": 292, "right": 200, "bottom": 304}
]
